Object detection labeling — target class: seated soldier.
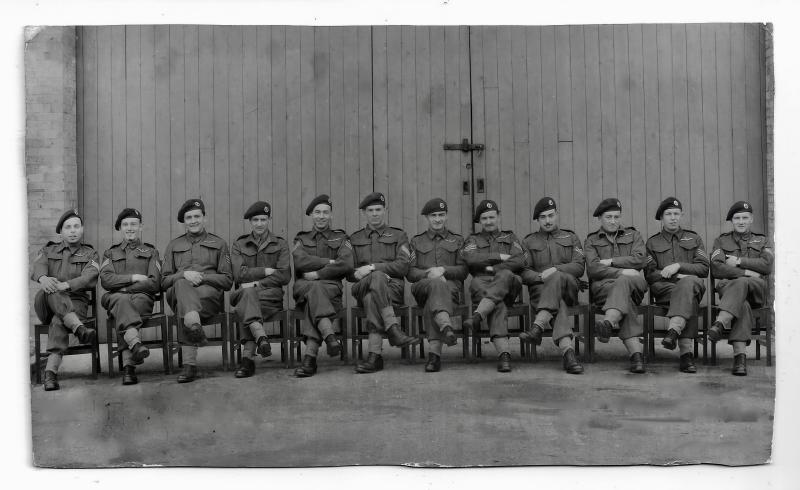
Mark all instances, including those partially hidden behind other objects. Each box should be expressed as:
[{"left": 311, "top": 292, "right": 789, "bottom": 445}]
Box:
[
  {"left": 585, "top": 198, "right": 649, "bottom": 374},
  {"left": 99, "top": 208, "right": 162, "bottom": 385},
  {"left": 31, "top": 209, "right": 99, "bottom": 391},
  {"left": 520, "top": 197, "right": 585, "bottom": 375},
  {"left": 292, "top": 194, "right": 354, "bottom": 378},
  {"left": 230, "top": 201, "right": 291, "bottom": 378},
  {"left": 461, "top": 200, "right": 527, "bottom": 373},
  {"left": 645, "top": 198, "right": 709, "bottom": 374},
  {"left": 407, "top": 198, "right": 468, "bottom": 373},
  {"left": 162, "top": 199, "right": 233, "bottom": 383},
  {"left": 348, "top": 192, "right": 419, "bottom": 374},
  {"left": 708, "top": 201, "right": 773, "bottom": 376}
]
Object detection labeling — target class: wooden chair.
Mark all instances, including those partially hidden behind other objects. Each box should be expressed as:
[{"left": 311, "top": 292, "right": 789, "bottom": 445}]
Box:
[
  {"left": 350, "top": 305, "right": 413, "bottom": 363},
  {"left": 106, "top": 293, "right": 171, "bottom": 376},
  {"left": 644, "top": 288, "right": 707, "bottom": 362},
  {"left": 410, "top": 303, "right": 472, "bottom": 362},
  {"left": 526, "top": 302, "right": 594, "bottom": 363},
  {"left": 230, "top": 309, "right": 290, "bottom": 368},
  {"left": 287, "top": 308, "right": 349, "bottom": 368},
  {"left": 705, "top": 276, "right": 773, "bottom": 366},
  {"left": 167, "top": 302, "right": 231, "bottom": 372},
  {"left": 33, "top": 289, "right": 100, "bottom": 384}
]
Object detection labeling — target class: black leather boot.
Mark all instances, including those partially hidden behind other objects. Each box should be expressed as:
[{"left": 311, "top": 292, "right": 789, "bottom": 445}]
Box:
[
  {"left": 294, "top": 355, "right": 318, "bottom": 377},
  {"left": 661, "top": 329, "right": 679, "bottom": 350},
  {"left": 74, "top": 325, "right": 97, "bottom": 345},
  {"left": 441, "top": 326, "right": 458, "bottom": 347},
  {"left": 324, "top": 335, "right": 342, "bottom": 357},
  {"left": 234, "top": 357, "right": 256, "bottom": 378},
  {"left": 679, "top": 353, "right": 697, "bottom": 373},
  {"left": 122, "top": 365, "right": 139, "bottom": 385},
  {"left": 256, "top": 336, "right": 272, "bottom": 358},
  {"left": 497, "top": 352, "right": 512, "bottom": 373},
  {"left": 562, "top": 349, "right": 584, "bottom": 374},
  {"left": 707, "top": 321, "right": 724, "bottom": 343},
  {"left": 425, "top": 353, "right": 441, "bottom": 372},
  {"left": 355, "top": 352, "right": 384, "bottom": 374},
  {"left": 462, "top": 312, "right": 483, "bottom": 334},
  {"left": 43, "top": 370, "right": 60, "bottom": 391},
  {"left": 177, "top": 364, "right": 198, "bottom": 383},
  {"left": 629, "top": 352, "right": 645, "bottom": 374},
  {"left": 595, "top": 320, "right": 613, "bottom": 343},
  {"left": 732, "top": 353, "right": 747, "bottom": 376},
  {"left": 387, "top": 325, "right": 420, "bottom": 348},
  {"left": 130, "top": 342, "right": 150, "bottom": 364}
]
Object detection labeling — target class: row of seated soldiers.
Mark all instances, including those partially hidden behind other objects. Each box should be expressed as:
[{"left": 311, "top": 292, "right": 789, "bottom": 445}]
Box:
[{"left": 31, "top": 193, "right": 773, "bottom": 391}]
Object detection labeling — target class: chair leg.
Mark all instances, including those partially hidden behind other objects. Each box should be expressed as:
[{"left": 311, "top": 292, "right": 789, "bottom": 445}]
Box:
[
  {"left": 35, "top": 330, "right": 42, "bottom": 385},
  {"left": 106, "top": 323, "right": 115, "bottom": 379},
  {"left": 161, "top": 321, "right": 170, "bottom": 374}
]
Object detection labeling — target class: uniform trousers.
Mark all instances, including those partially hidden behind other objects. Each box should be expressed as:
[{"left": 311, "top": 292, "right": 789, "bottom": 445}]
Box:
[
  {"left": 527, "top": 271, "right": 579, "bottom": 342},
  {"left": 649, "top": 276, "right": 705, "bottom": 339},
  {"left": 469, "top": 269, "right": 522, "bottom": 338},
  {"left": 293, "top": 279, "right": 344, "bottom": 342},
  {"left": 34, "top": 290, "right": 89, "bottom": 354},
  {"left": 591, "top": 275, "right": 648, "bottom": 340},
  {"left": 716, "top": 276, "right": 767, "bottom": 344},
  {"left": 165, "top": 278, "right": 225, "bottom": 344}
]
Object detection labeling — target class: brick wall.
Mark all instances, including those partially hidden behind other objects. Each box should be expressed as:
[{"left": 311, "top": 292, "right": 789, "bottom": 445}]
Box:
[{"left": 25, "top": 26, "right": 78, "bottom": 336}]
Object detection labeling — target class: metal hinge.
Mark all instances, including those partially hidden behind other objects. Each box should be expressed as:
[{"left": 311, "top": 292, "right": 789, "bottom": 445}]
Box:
[{"left": 443, "top": 138, "right": 485, "bottom": 152}]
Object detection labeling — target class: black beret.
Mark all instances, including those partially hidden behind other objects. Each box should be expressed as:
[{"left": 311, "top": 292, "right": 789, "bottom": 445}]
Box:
[
  {"left": 473, "top": 199, "right": 499, "bottom": 223},
  {"left": 243, "top": 201, "right": 271, "bottom": 219},
  {"left": 56, "top": 208, "right": 82, "bottom": 234},
  {"left": 726, "top": 200, "right": 754, "bottom": 221},
  {"left": 655, "top": 197, "right": 682, "bottom": 220},
  {"left": 533, "top": 197, "right": 557, "bottom": 220},
  {"left": 359, "top": 192, "right": 386, "bottom": 209},
  {"left": 114, "top": 208, "right": 142, "bottom": 230},
  {"left": 177, "top": 198, "right": 205, "bottom": 223},
  {"left": 305, "top": 194, "right": 333, "bottom": 215},
  {"left": 593, "top": 198, "right": 622, "bottom": 218},
  {"left": 421, "top": 197, "right": 448, "bottom": 215}
]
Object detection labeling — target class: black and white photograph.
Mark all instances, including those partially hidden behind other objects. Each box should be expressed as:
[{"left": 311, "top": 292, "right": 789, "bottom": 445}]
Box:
[{"left": 5, "top": 0, "right": 800, "bottom": 488}]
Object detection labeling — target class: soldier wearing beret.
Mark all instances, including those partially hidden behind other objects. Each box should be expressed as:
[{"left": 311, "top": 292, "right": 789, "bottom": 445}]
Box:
[
  {"left": 584, "top": 198, "right": 649, "bottom": 374},
  {"left": 31, "top": 209, "right": 100, "bottom": 391},
  {"left": 161, "top": 198, "right": 234, "bottom": 383},
  {"left": 645, "top": 197, "right": 709, "bottom": 374},
  {"left": 708, "top": 201, "right": 773, "bottom": 376},
  {"left": 348, "top": 192, "right": 419, "bottom": 374},
  {"left": 229, "top": 201, "right": 291, "bottom": 378},
  {"left": 292, "top": 195, "right": 354, "bottom": 378},
  {"left": 407, "top": 198, "right": 468, "bottom": 372},
  {"left": 461, "top": 200, "right": 527, "bottom": 373},
  {"left": 99, "top": 208, "right": 162, "bottom": 385},
  {"left": 520, "top": 197, "right": 585, "bottom": 375}
]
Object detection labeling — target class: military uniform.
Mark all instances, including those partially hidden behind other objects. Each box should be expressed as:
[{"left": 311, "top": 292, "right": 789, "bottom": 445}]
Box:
[
  {"left": 32, "top": 240, "right": 100, "bottom": 354},
  {"left": 161, "top": 230, "right": 234, "bottom": 342},
  {"left": 292, "top": 227, "right": 353, "bottom": 343},
  {"left": 99, "top": 238, "right": 161, "bottom": 366},
  {"left": 408, "top": 228, "right": 467, "bottom": 347},
  {"left": 230, "top": 231, "right": 290, "bottom": 345},
  {"left": 461, "top": 229, "right": 526, "bottom": 338},
  {"left": 348, "top": 223, "right": 411, "bottom": 333},
  {"left": 521, "top": 228, "right": 585, "bottom": 342},
  {"left": 645, "top": 228, "right": 709, "bottom": 339},
  {"left": 710, "top": 231, "right": 773, "bottom": 343},
  {"left": 585, "top": 227, "right": 648, "bottom": 340}
]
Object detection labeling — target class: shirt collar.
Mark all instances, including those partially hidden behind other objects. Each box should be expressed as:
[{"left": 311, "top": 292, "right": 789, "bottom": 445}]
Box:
[
  {"left": 426, "top": 228, "right": 448, "bottom": 240},
  {"left": 186, "top": 229, "right": 208, "bottom": 243},
  {"left": 367, "top": 223, "right": 387, "bottom": 235},
  {"left": 312, "top": 226, "right": 331, "bottom": 239},
  {"left": 123, "top": 238, "right": 141, "bottom": 250},
  {"left": 660, "top": 227, "right": 682, "bottom": 240},
  {"left": 733, "top": 230, "right": 752, "bottom": 242}
]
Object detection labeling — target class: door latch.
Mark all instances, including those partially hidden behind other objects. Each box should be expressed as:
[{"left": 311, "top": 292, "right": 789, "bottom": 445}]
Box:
[{"left": 444, "top": 138, "right": 485, "bottom": 152}]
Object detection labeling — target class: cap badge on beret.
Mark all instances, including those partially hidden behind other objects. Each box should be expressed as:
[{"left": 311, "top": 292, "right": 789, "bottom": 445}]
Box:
[
  {"left": 743, "top": 203, "right": 749, "bottom": 209},
  {"left": 264, "top": 205, "right": 269, "bottom": 213},
  {"left": 487, "top": 202, "right": 492, "bottom": 209},
  {"left": 380, "top": 195, "right": 385, "bottom": 202},
  {"left": 673, "top": 200, "right": 679, "bottom": 206},
  {"left": 548, "top": 199, "right": 553, "bottom": 206},
  {"left": 439, "top": 202, "right": 445, "bottom": 209},
  {"left": 617, "top": 200, "right": 621, "bottom": 208},
  {"left": 194, "top": 201, "right": 200, "bottom": 207}
]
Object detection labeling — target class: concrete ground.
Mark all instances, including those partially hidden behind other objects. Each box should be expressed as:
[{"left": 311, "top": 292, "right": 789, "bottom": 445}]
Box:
[{"left": 30, "top": 338, "right": 774, "bottom": 468}]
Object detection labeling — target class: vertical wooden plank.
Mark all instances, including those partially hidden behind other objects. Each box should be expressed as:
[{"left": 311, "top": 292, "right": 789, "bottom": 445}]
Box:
[
  {"left": 671, "top": 24, "right": 691, "bottom": 231},
  {"left": 298, "top": 27, "right": 316, "bottom": 238},
  {"left": 627, "top": 25, "right": 648, "bottom": 237},
  {"left": 511, "top": 26, "right": 530, "bottom": 234},
  {"left": 469, "top": 26, "right": 486, "bottom": 234},
  {"left": 745, "top": 23, "right": 763, "bottom": 226},
  {"left": 656, "top": 24, "right": 675, "bottom": 201},
  {"left": 555, "top": 26, "right": 574, "bottom": 233},
  {"left": 569, "top": 25, "right": 589, "bottom": 240},
  {"left": 271, "top": 26, "right": 289, "bottom": 238},
  {"left": 286, "top": 27, "right": 303, "bottom": 239},
  {"left": 443, "top": 26, "right": 464, "bottom": 233},
  {"left": 76, "top": 27, "right": 84, "bottom": 219},
  {"left": 328, "top": 27, "right": 346, "bottom": 233},
  {"left": 212, "top": 25, "right": 230, "bottom": 239},
  {"left": 429, "top": 27, "right": 447, "bottom": 215},
  {"left": 154, "top": 26, "right": 171, "bottom": 248},
  {"left": 496, "top": 26, "right": 517, "bottom": 231},
  {"left": 124, "top": 26, "right": 141, "bottom": 212},
  {"left": 198, "top": 26, "right": 215, "bottom": 236},
  {"left": 598, "top": 25, "right": 617, "bottom": 199},
  {"left": 256, "top": 26, "right": 273, "bottom": 211},
  {"left": 613, "top": 25, "right": 632, "bottom": 226},
  {"left": 415, "top": 26, "right": 432, "bottom": 236},
  {"left": 342, "top": 26, "right": 359, "bottom": 233},
  {"left": 583, "top": 25, "right": 602, "bottom": 231},
  {"left": 140, "top": 26, "right": 157, "bottom": 247},
  {"left": 242, "top": 26, "right": 258, "bottom": 213},
  {"left": 354, "top": 26, "right": 372, "bottom": 233},
  {"left": 227, "top": 27, "right": 245, "bottom": 238},
  {"left": 701, "top": 24, "right": 721, "bottom": 241},
  {"left": 372, "top": 26, "right": 389, "bottom": 228},
  {"left": 715, "top": 24, "right": 734, "bottom": 219},
  {"left": 314, "top": 27, "right": 331, "bottom": 206},
  {"left": 399, "top": 25, "right": 416, "bottom": 232},
  {"left": 642, "top": 25, "right": 661, "bottom": 230},
  {"left": 81, "top": 27, "right": 99, "bottom": 250},
  {"left": 540, "top": 26, "right": 558, "bottom": 202},
  {"left": 686, "top": 25, "right": 707, "bottom": 245},
  {"left": 730, "top": 24, "right": 748, "bottom": 204},
  {"left": 110, "top": 25, "right": 126, "bottom": 250},
  {"left": 184, "top": 26, "right": 200, "bottom": 201},
  {"left": 170, "top": 25, "right": 187, "bottom": 237},
  {"left": 479, "top": 27, "right": 501, "bottom": 207}
]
